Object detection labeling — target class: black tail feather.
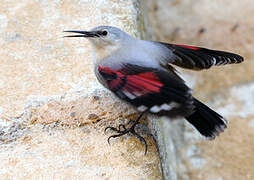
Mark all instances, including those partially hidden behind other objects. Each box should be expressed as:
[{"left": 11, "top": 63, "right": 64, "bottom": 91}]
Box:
[{"left": 185, "top": 98, "right": 227, "bottom": 139}]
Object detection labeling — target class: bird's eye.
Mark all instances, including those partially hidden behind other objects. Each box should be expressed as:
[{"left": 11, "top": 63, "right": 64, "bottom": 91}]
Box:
[{"left": 102, "top": 30, "right": 108, "bottom": 36}]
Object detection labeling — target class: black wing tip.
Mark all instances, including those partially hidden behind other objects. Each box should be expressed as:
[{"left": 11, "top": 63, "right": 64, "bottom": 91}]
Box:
[
  {"left": 236, "top": 55, "right": 244, "bottom": 63},
  {"left": 206, "top": 49, "right": 244, "bottom": 65},
  {"left": 224, "top": 51, "right": 244, "bottom": 64},
  {"left": 204, "top": 118, "right": 227, "bottom": 140},
  {"left": 158, "top": 42, "right": 244, "bottom": 69}
]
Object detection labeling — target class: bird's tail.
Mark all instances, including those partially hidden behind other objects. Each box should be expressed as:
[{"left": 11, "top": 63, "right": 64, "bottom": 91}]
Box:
[{"left": 185, "top": 98, "right": 227, "bottom": 139}]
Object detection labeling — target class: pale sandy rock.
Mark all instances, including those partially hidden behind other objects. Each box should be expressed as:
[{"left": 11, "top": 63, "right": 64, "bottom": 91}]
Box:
[
  {"left": 0, "top": 0, "right": 142, "bottom": 118},
  {"left": 0, "top": 0, "right": 162, "bottom": 179},
  {"left": 248, "top": 119, "right": 254, "bottom": 128},
  {"left": 0, "top": 124, "right": 160, "bottom": 179},
  {"left": 146, "top": 0, "right": 254, "bottom": 179},
  {"left": 195, "top": 83, "right": 254, "bottom": 180},
  {"left": 26, "top": 90, "right": 138, "bottom": 126}
]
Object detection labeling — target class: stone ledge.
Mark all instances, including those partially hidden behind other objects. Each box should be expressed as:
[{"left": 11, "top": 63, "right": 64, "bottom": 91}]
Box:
[{"left": 0, "top": 0, "right": 162, "bottom": 179}]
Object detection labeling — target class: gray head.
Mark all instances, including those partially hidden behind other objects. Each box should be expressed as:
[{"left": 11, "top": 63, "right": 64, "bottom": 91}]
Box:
[
  {"left": 64, "top": 26, "right": 132, "bottom": 48},
  {"left": 64, "top": 26, "right": 134, "bottom": 62}
]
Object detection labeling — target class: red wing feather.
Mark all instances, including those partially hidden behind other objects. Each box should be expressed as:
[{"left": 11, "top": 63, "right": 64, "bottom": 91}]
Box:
[
  {"left": 126, "top": 73, "right": 163, "bottom": 93},
  {"left": 99, "top": 66, "right": 162, "bottom": 95},
  {"left": 98, "top": 64, "right": 193, "bottom": 117},
  {"left": 174, "top": 44, "right": 200, "bottom": 50}
]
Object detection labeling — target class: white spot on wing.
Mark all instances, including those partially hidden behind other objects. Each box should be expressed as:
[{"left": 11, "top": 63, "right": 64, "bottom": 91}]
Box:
[
  {"left": 233, "top": 58, "right": 238, "bottom": 63},
  {"left": 216, "top": 60, "right": 224, "bottom": 65},
  {"left": 212, "top": 57, "right": 216, "bottom": 65},
  {"left": 161, "top": 102, "right": 180, "bottom": 111},
  {"left": 223, "top": 58, "right": 229, "bottom": 64},
  {"left": 161, "top": 104, "right": 171, "bottom": 111},
  {"left": 137, "top": 105, "right": 147, "bottom": 112},
  {"left": 150, "top": 105, "right": 161, "bottom": 113},
  {"left": 123, "top": 91, "right": 136, "bottom": 99},
  {"left": 150, "top": 102, "right": 180, "bottom": 113}
]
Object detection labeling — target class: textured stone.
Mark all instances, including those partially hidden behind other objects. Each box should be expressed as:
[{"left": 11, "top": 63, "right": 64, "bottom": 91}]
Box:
[
  {"left": 0, "top": 124, "right": 160, "bottom": 179},
  {"left": 146, "top": 0, "right": 254, "bottom": 179},
  {"left": 0, "top": 0, "right": 142, "bottom": 118},
  {"left": 147, "top": 0, "right": 254, "bottom": 96},
  {"left": 0, "top": 0, "right": 162, "bottom": 179}
]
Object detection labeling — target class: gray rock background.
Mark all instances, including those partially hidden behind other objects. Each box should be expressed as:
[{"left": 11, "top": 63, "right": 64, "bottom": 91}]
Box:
[
  {"left": 146, "top": 0, "right": 254, "bottom": 179},
  {"left": 0, "top": 0, "right": 253, "bottom": 179}
]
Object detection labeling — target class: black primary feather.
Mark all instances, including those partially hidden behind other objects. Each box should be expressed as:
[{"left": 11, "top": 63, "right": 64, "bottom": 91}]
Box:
[{"left": 159, "top": 42, "right": 244, "bottom": 70}]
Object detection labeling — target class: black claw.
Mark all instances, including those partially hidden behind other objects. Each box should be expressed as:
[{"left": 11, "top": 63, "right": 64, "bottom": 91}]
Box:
[
  {"left": 104, "top": 111, "right": 148, "bottom": 154},
  {"left": 107, "top": 136, "right": 111, "bottom": 145},
  {"left": 107, "top": 133, "right": 126, "bottom": 145},
  {"left": 132, "top": 130, "right": 148, "bottom": 155},
  {"left": 104, "top": 126, "right": 121, "bottom": 134},
  {"left": 104, "top": 126, "right": 111, "bottom": 134}
]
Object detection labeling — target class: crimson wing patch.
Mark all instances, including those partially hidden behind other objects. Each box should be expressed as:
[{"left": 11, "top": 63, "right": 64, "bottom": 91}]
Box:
[
  {"left": 174, "top": 44, "right": 200, "bottom": 50},
  {"left": 159, "top": 42, "right": 244, "bottom": 70},
  {"left": 98, "top": 64, "right": 194, "bottom": 117}
]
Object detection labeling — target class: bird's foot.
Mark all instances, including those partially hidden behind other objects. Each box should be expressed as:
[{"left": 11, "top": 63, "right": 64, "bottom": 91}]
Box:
[{"left": 104, "top": 112, "right": 148, "bottom": 154}]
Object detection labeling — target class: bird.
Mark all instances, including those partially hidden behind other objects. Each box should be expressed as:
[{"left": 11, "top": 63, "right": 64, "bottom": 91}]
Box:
[{"left": 64, "top": 26, "right": 244, "bottom": 154}]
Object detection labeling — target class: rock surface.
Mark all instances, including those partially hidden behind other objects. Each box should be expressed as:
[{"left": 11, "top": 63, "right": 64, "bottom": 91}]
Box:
[
  {"left": 146, "top": 0, "right": 254, "bottom": 179},
  {"left": 2, "top": 0, "right": 253, "bottom": 179},
  {"left": 0, "top": 1, "right": 162, "bottom": 179}
]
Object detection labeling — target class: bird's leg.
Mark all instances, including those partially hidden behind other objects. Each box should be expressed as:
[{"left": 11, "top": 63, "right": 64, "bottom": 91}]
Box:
[{"left": 104, "top": 111, "right": 148, "bottom": 154}]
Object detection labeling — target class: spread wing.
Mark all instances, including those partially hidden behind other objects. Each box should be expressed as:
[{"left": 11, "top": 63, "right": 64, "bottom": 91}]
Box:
[
  {"left": 98, "top": 63, "right": 194, "bottom": 118},
  {"left": 158, "top": 42, "right": 244, "bottom": 70}
]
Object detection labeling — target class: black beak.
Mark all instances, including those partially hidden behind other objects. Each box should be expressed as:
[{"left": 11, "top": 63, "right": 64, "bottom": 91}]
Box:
[{"left": 63, "top": 30, "right": 99, "bottom": 38}]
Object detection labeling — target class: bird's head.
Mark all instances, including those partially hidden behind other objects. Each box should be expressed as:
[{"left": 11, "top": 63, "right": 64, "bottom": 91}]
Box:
[
  {"left": 64, "top": 26, "right": 130, "bottom": 48},
  {"left": 64, "top": 26, "right": 132, "bottom": 61}
]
